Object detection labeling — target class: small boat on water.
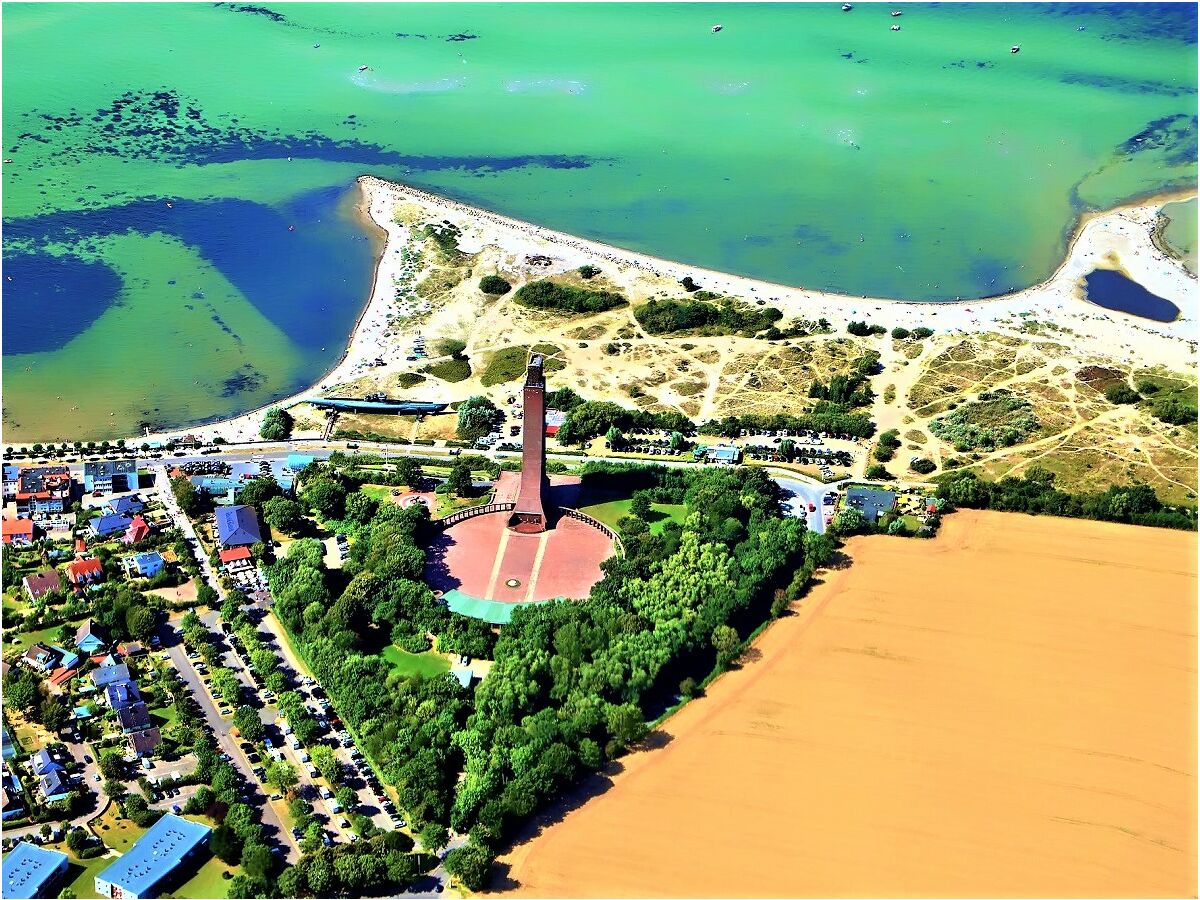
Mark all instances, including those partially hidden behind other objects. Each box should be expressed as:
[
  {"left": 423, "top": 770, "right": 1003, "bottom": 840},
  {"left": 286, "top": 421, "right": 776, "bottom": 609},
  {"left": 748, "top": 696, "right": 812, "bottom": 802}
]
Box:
[
  {"left": 891, "top": 24, "right": 901, "bottom": 30},
  {"left": 842, "top": 4, "right": 853, "bottom": 9},
  {"left": 1010, "top": 44, "right": 1020, "bottom": 53},
  {"left": 358, "top": 64, "right": 369, "bottom": 72},
  {"left": 711, "top": 24, "right": 723, "bottom": 32},
  {"left": 313, "top": 43, "right": 320, "bottom": 48},
  {"left": 891, "top": 9, "right": 902, "bottom": 16}
]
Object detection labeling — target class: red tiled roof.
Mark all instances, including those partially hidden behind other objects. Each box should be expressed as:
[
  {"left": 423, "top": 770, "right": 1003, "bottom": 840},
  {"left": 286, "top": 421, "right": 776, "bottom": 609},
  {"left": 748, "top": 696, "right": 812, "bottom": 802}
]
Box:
[
  {"left": 66, "top": 558, "right": 104, "bottom": 583},
  {"left": 219, "top": 547, "right": 252, "bottom": 564},
  {"left": 49, "top": 667, "right": 76, "bottom": 686},
  {"left": 2, "top": 518, "right": 34, "bottom": 537}
]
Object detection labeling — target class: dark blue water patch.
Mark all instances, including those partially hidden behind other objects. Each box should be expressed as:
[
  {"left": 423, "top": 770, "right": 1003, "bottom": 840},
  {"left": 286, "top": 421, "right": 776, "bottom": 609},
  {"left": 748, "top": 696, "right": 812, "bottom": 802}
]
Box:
[
  {"left": 10, "top": 88, "right": 606, "bottom": 175},
  {"left": 1, "top": 251, "right": 123, "bottom": 354},
  {"left": 1083, "top": 268, "right": 1180, "bottom": 322},
  {"left": 1039, "top": 2, "right": 1198, "bottom": 44},
  {"left": 1060, "top": 72, "right": 1196, "bottom": 97},
  {"left": 3, "top": 184, "right": 376, "bottom": 353}
]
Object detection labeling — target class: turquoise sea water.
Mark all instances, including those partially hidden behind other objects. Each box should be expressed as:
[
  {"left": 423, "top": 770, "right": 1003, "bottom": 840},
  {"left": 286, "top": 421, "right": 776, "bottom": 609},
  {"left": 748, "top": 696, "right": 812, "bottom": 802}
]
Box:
[{"left": 2, "top": 2, "right": 1196, "bottom": 440}]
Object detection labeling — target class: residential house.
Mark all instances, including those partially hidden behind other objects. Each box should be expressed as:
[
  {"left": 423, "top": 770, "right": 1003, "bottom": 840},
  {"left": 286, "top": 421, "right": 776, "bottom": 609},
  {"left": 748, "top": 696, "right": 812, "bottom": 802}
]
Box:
[
  {"left": 218, "top": 546, "right": 252, "bottom": 572},
  {"left": 22, "top": 570, "right": 61, "bottom": 602},
  {"left": 116, "top": 702, "right": 152, "bottom": 734},
  {"left": 1, "top": 766, "right": 26, "bottom": 821},
  {"left": 700, "top": 445, "right": 742, "bottom": 465},
  {"left": 65, "top": 558, "right": 105, "bottom": 590},
  {"left": 106, "top": 495, "right": 144, "bottom": 517},
  {"left": 89, "top": 514, "right": 132, "bottom": 539},
  {"left": 15, "top": 467, "right": 72, "bottom": 519},
  {"left": 117, "top": 641, "right": 146, "bottom": 658},
  {"left": 29, "top": 749, "right": 61, "bottom": 777},
  {"left": 90, "top": 663, "right": 131, "bottom": 690},
  {"left": 82, "top": 460, "right": 137, "bottom": 495},
  {"left": 2, "top": 517, "right": 38, "bottom": 547},
  {"left": 105, "top": 681, "right": 142, "bottom": 710},
  {"left": 123, "top": 551, "right": 164, "bottom": 579},
  {"left": 2, "top": 464, "right": 21, "bottom": 502},
  {"left": 215, "top": 504, "right": 262, "bottom": 548},
  {"left": 20, "top": 644, "right": 58, "bottom": 674},
  {"left": 126, "top": 727, "right": 162, "bottom": 758},
  {"left": 121, "top": 515, "right": 152, "bottom": 545},
  {"left": 74, "top": 620, "right": 110, "bottom": 655},
  {"left": 37, "top": 770, "right": 71, "bottom": 804}
]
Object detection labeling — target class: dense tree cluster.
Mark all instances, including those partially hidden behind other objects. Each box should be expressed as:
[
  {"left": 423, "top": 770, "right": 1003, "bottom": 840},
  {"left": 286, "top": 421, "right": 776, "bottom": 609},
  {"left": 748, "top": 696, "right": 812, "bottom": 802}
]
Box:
[
  {"left": 259, "top": 407, "right": 294, "bottom": 441},
  {"left": 513, "top": 279, "right": 627, "bottom": 315},
  {"left": 555, "top": 401, "right": 695, "bottom": 445},
  {"left": 699, "top": 408, "right": 875, "bottom": 440},
  {"left": 262, "top": 458, "right": 833, "bottom": 889},
  {"left": 847, "top": 320, "right": 887, "bottom": 337},
  {"left": 478, "top": 275, "right": 511, "bottom": 295},
  {"left": 633, "top": 296, "right": 782, "bottom": 337},
  {"left": 456, "top": 395, "right": 503, "bottom": 442},
  {"left": 935, "top": 468, "right": 1196, "bottom": 530},
  {"left": 929, "top": 389, "right": 1039, "bottom": 451},
  {"left": 448, "top": 465, "right": 832, "bottom": 865},
  {"left": 808, "top": 352, "right": 879, "bottom": 407}
]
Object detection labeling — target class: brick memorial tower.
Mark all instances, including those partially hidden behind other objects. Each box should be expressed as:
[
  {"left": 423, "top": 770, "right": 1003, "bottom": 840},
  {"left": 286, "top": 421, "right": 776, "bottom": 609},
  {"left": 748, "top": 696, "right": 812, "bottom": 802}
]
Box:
[{"left": 509, "top": 354, "right": 550, "bottom": 533}]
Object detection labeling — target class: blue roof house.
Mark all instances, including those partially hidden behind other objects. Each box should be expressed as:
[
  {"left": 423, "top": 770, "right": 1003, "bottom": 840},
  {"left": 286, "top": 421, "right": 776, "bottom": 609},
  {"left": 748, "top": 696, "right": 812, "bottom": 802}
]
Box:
[
  {"left": 38, "top": 770, "right": 71, "bottom": 804},
  {"left": 127, "top": 552, "right": 165, "bottom": 578},
  {"left": 105, "top": 681, "right": 142, "bottom": 710},
  {"left": 3, "top": 842, "right": 69, "bottom": 899},
  {"left": 89, "top": 514, "right": 132, "bottom": 539},
  {"left": 75, "top": 620, "right": 109, "bottom": 655},
  {"left": 91, "top": 663, "right": 131, "bottom": 690},
  {"left": 215, "top": 505, "right": 261, "bottom": 548},
  {"left": 95, "top": 814, "right": 211, "bottom": 900},
  {"left": 29, "top": 749, "right": 61, "bottom": 777},
  {"left": 106, "top": 495, "right": 144, "bottom": 517}
]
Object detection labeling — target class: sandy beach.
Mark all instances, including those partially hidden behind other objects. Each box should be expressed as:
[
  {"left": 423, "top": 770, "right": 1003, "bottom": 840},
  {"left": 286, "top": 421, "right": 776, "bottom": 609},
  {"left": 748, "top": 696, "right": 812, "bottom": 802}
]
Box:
[
  {"left": 9, "top": 177, "right": 1195, "bottom": 450},
  {"left": 498, "top": 509, "right": 1197, "bottom": 898}
]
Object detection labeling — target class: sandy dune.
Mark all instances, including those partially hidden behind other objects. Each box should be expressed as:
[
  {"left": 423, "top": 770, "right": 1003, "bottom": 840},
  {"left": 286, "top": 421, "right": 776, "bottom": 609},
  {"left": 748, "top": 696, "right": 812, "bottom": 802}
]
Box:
[{"left": 500, "top": 511, "right": 1197, "bottom": 898}]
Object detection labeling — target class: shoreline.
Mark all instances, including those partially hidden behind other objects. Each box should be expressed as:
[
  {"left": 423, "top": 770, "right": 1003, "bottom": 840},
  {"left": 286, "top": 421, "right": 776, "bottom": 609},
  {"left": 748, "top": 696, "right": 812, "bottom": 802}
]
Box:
[{"left": 4, "top": 177, "right": 1196, "bottom": 448}]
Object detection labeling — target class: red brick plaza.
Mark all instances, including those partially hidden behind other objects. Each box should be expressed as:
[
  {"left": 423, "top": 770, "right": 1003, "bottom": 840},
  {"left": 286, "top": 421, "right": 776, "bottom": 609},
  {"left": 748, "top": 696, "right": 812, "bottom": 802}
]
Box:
[
  {"left": 424, "top": 472, "right": 615, "bottom": 605},
  {"left": 424, "top": 354, "right": 615, "bottom": 612}
]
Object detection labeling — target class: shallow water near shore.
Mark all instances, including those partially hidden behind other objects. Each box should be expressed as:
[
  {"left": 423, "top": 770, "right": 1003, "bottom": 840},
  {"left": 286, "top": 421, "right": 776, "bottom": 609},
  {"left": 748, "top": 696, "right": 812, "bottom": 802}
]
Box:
[{"left": 2, "top": 2, "right": 1196, "bottom": 439}]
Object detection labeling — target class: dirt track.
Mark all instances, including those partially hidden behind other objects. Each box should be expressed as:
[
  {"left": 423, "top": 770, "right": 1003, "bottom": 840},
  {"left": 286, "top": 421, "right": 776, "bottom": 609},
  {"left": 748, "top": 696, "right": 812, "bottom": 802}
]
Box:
[{"left": 499, "top": 510, "right": 1197, "bottom": 898}]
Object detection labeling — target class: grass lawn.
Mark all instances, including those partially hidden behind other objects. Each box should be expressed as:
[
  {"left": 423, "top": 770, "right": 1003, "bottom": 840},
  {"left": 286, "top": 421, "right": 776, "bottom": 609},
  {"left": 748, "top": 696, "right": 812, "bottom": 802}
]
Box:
[
  {"left": 151, "top": 705, "right": 179, "bottom": 730},
  {"left": 44, "top": 847, "right": 112, "bottom": 900},
  {"left": 435, "top": 492, "right": 492, "bottom": 518},
  {"left": 580, "top": 499, "right": 687, "bottom": 536},
  {"left": 360, "top": 483, "right": 402, "bottom": 501},
  {"left": 11, "top": 620, "right": 78, "bottom": 650},
  {"left": 88, "top": 804, "right": 148, "bottom": 853},
  {"left": 161, "top": 853, "right": 236, "bottom": 899},
  {"left": 381, "top": 646, "right": 451, "bottom": 679}
]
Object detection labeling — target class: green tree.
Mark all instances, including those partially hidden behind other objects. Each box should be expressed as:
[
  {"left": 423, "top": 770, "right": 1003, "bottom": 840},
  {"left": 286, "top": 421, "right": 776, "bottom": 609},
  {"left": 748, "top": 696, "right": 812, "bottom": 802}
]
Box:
[
  {"left": 605, "top": 703, "right": 647, "bottom": 751},
  {"left": 629, "top": 492, "right": 652, "bottom": 519},
  {"left": 125, "top": 605, "right": 155, "bottom": 642},
  {"left": 335, "top": 785, "right": 357, "bottom": 812},
  {"left": 1104, "top": 383, "right": 1140, "bottom": 405},
  {"left": 456, "top": 395, "right": 501, "bottom": 442},
  {"left": 98, "top": 749, "right": 125, "bottom": 780},
  {"left": 419, "top": 822, "right": 450, "bottom": 854},
  {"left": 302, "top": 478, "right": 347, "bottom": 519},
  {"left": 478, "top": 275, "right": 511, "bottom": 295},
  {"left": 259, "top": 407, "right": 294, "bottom": 441},
  {"left": 778, "top": 438, "right": 796, "bottom": 461},
  {"left": 66, "top": 826, "right": 89, "bottom": 854},
  {"left": 236, "top": 477, "right": 282, "bottom": 509},
  {"left": 447, "top": 459, "right": 474, "bottom": 497},
  {"left": 170, "top": 476, "right": 202, "bottom": 518},
  {"left": 711, "top": 623, "right": 740, "bottom": 670},
  {"left": 445, "top": 843, "right": 496, "bottom": 891},
  {"left": 266, "top": 760, "right": 298, "bottom": 794},
  {"left": 344, "top": 492, "right": 378, "bottom": 524},
  {"left": 233, "top": 706, "right": 265, "bottom": 743},
  {"left": 578, "top": 264, "right": 601, "bottom": 279},
  {"left": 262, "top": 496, "right": 306, "bottom": 534},
  {"left": 829, "top": 507, "right": 869, "bottom": 537},
  {"left": 605, "top": 425, "right": 623, "bottom": 450},
  {"left": 891, "top": 326, "right": 911, "bottom": 340},
  {"left": 40, "top": 696, "right": 70, "bottom": 733}
]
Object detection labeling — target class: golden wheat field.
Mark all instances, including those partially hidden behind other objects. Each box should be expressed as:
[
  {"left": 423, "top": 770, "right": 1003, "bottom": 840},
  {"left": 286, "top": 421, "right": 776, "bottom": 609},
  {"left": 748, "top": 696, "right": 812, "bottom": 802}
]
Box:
[{"left": 499, "top": 510, "right": 1197, "bottom": 898}]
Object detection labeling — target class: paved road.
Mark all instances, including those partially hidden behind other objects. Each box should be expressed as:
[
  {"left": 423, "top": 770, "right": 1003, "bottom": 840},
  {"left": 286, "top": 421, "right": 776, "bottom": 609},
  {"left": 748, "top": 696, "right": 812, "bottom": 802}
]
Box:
[{"left": 159, "top": 619, "right": 300, "bottom": 863}]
